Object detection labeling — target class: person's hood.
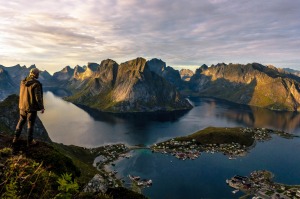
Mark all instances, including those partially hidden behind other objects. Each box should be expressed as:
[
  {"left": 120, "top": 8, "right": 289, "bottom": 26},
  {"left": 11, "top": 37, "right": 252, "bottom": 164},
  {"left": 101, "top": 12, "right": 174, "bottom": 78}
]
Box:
[{"left": 22, "top": 77, "right": 37, "bottom": 87}]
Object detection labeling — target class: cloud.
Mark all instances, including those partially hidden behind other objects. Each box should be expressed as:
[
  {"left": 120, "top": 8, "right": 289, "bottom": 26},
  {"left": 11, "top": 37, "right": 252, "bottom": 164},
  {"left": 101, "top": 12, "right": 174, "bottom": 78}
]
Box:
[{"left": 0, "top": 0, "right": 300, "bottom": 72}]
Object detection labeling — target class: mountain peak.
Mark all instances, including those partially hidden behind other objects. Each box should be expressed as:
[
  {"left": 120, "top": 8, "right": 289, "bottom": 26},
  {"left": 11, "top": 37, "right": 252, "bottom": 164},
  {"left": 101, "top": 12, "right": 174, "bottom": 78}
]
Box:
[
  {"left": 29, "top": 64, "right": 36, "bottom": 69},
  {"left": 12, "top": 64, "right": 21, "bottom": 68},
  {"left": 147, "top": 58, "right": 166, "bottom": 73},
  {"left": 53, "top": 66, "right": 74, "bottom": 81},
  {"left": 62, "top": 65, "right": 72, "bottom": 72},
  {"left": 87, "top": 62, "right": 99, "bottom": 72},
  {"left": 180, "top": 69, "right": 194, "bottom": 81},
  {"left": 201, "top": 64, "right": 208, "bottom": 70}
]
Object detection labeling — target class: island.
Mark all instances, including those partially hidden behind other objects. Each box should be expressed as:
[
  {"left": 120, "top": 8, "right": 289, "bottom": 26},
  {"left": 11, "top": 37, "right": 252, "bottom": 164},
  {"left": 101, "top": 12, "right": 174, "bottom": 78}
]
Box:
[
  {"left": 151, "top": 127, "right": 295, "bottom": 160},
  {"left": 227, "top": 170, "right": 300, "bottom": 199}
]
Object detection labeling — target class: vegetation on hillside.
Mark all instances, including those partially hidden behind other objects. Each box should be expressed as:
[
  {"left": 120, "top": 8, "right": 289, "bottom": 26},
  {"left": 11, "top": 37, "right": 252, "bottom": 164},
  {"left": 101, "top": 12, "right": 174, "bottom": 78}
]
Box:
[
  {"left": 176, "top": 127, "right": 255, "bottom": 147},
  {"left": 0, "top": 133, "right": 147, "bottom": 199}
]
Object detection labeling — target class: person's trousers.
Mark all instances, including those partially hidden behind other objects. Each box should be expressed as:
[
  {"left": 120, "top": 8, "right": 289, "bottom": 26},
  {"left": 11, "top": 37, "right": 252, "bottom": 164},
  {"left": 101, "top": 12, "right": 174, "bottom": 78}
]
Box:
[{"left": 15, "top": 111, "right": 37, "bottom": 142}]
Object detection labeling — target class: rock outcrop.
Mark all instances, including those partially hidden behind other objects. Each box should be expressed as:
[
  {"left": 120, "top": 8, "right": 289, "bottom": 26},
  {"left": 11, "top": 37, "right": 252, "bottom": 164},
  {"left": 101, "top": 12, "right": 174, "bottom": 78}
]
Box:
[
  {"left": 83, "top": 174, "right": 107, "bottom": 193},
  {"left": 180, "top": 69, "right": 194, "bottom": 81},
  {"left": 0, "top": 95, "right": 51, "bottom": 142}
]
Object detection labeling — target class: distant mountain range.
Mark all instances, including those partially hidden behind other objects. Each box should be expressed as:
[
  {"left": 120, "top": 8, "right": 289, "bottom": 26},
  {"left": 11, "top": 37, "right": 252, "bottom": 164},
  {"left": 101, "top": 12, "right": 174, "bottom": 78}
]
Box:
[
  {"left": 0, "top": 64, "right": 55, "bottom": 100},
  {"left": 1, "top": 58, "right": 300, "bottom": 112},
  {"left": 0, "top": 58, "right": 192, "bottom": 112},
  {"left": 0, "top": 94, "right": 51, "bottom": 141},
  {"left": 189, "top": 63, "right": 300, "bottom": 111},
  {"left": 281, "top": 68, "right": 300, "bottom": 77}
]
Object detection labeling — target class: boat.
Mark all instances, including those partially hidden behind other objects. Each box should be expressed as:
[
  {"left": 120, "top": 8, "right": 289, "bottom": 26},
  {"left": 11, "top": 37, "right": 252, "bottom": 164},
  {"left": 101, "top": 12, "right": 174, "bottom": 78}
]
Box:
[
  {"left": 232, "top": 189, "right": 239, "bottom": 194},
  {"left": 128, "top": 175, "right": 153, "bottom": 187},
  {"left": 139, "top": 179, "right": 153, "bottom": 186},
  {"left": 125, "top": 155, "right": 132, "bottom": 159},
  {"left": 128, "top": 174, "right": 140, "bottom": 181}
]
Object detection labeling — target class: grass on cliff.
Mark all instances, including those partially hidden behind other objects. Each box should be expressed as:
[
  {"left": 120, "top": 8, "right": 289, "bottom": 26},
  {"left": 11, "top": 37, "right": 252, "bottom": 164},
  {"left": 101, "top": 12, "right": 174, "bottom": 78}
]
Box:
[
  {"left": 0, "top": 133, "right": 147, "bottom": 199},
  {"left": 0, "top": 148, "right": 112, "bottom": 199},
  {"left": 176, "top": 127, "right": 255, "bottom": 147},
  {"left": 0, "top": 141, "right": 82, "bottom": 199},
  {"left": 52, "top": 143, "right": 99, "bottom": 185}
]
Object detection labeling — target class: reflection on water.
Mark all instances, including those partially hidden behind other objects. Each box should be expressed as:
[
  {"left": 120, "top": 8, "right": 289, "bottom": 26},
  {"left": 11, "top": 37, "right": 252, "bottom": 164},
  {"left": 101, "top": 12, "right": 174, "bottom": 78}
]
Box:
[
  {"left": 115, "top": 136, "right": 300, "bottom": 199},
  {"left": 39, "top": 93, "right": 300, "bottom": 148},
  {"left": 76, "top": 104, "right": 190, "bottom": 125},
  {"left": 38, "top": 92, "right": 94, "bottom": 146},
  {"left": 39, "top": 92, "right": 300, "bottom": 199},
  {"left": 203, "top": 97, "right": 300, "bottom": 133}
]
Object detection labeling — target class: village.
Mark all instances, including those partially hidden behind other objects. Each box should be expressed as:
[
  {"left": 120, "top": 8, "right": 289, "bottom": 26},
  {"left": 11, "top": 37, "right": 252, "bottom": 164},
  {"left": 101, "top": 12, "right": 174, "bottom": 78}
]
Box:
[
  {"left": 92, "top": 143, "right": 152, "bottom": 189},
  {"left": 91, "top": 143, "right": 130, "bottom": 169},
  {"left": 150, "top": 127, "right": 295, "bottom": 161},
  {"left": 151, "top": 138, "right": 249, "bottom": 160},
  {"left": 227, "top": 170, "right": 300, "bottom": 199},
  {"left": 90, "top": 143, "right": 130, "bottom": 188},
  {"left": 151, "top": 128, "right": 268, "bottom": 160},
  {"left": 89, "top": 127, "right": 296, "bottom": 191}
]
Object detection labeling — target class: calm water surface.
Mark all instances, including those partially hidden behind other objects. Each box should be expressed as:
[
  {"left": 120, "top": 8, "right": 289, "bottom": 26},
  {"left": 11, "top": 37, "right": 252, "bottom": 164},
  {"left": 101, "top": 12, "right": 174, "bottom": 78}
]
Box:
[{"left": 39, "top": 92, "right": 300, "bottom": 199}]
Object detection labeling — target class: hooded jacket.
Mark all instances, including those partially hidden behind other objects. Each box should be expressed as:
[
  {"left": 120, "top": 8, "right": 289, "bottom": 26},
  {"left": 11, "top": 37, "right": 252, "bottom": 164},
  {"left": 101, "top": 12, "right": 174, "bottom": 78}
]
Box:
[{"left": 19, "top": 76, "right": 44, "bottom": 112}]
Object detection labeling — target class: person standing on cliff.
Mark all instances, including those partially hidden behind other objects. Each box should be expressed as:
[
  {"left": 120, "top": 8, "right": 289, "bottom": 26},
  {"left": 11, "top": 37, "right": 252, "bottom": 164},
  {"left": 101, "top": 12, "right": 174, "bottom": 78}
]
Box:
[{"left": 13, "top": 68, "right": 45, "bottom": 146}]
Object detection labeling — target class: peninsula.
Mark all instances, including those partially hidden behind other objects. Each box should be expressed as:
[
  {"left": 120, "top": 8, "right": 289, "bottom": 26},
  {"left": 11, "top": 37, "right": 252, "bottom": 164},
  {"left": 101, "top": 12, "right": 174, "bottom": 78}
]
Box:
[{"left": 151, "top": 127, "right": 295, "bottom": 160}]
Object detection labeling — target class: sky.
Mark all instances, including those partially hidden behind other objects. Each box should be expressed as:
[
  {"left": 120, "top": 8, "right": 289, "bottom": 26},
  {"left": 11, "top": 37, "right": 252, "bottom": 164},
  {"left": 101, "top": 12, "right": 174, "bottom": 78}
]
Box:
[{"left": 0, "top": 0, "right": 300, "bottom": 74}]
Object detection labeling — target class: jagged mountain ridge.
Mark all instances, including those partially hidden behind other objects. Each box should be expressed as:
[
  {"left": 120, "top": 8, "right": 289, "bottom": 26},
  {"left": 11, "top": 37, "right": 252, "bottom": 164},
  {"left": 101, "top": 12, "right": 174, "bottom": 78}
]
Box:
[
  {"left": 1, "top": 59, "right": 300, "bottom": 112},
  {"left": 189, "top": 63, "right": 300, "bottom": 111},
  {"left": 65, "top": 58, "right": 192, "bottom": 112},
  {"left": 0, "top": 64, "right": 56, "bottom": 100}
]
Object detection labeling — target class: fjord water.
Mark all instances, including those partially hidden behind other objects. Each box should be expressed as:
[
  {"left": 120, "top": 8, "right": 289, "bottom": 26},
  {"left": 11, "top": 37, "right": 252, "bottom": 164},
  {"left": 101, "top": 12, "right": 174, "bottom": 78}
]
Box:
[{"left": 39, "top": 92, "right": 300, "bottom": 198}]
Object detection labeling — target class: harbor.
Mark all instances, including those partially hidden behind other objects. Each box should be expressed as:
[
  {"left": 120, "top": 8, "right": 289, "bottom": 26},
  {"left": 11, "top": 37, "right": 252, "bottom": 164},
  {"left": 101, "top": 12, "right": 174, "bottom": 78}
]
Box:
[{"left": 227, "top": 170, "right": 300, "bottom": 199}]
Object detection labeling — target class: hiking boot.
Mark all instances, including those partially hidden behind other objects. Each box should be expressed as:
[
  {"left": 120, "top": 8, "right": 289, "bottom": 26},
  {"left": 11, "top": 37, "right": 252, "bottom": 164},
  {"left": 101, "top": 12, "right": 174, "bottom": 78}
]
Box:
[
  {"left": 27, "top": 139, "right": 37, "bottom": 147},
  {"left": 12, "top": 136, "right": 19, "bottom": 144}
]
